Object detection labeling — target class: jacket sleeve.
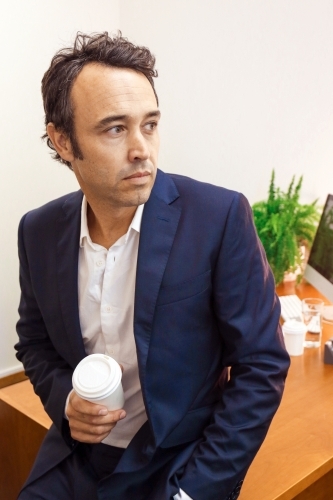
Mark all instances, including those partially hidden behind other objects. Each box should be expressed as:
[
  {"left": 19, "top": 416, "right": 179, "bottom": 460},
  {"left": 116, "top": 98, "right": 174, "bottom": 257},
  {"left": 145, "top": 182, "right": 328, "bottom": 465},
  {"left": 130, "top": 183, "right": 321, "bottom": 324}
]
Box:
[
  {"left": 15, "top": 214, "right": 75, "bottom": 449},
  {"left": 178, "top": 193, "right": 290, "bottom": 500}
]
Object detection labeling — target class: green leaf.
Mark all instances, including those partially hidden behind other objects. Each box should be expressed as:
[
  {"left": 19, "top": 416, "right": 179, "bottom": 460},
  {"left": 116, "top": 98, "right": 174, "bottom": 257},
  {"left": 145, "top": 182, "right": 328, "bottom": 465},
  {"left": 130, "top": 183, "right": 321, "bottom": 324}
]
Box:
[{"left": 251, "top": 170, "right": 321, "bottom": 284}]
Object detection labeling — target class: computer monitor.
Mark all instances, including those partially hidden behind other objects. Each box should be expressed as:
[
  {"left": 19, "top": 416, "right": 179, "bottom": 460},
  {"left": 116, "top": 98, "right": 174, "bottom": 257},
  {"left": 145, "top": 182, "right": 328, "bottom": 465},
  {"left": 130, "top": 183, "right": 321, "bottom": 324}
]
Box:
[{"left": 304, "top": 194, "right": 333, "bottom": 302}]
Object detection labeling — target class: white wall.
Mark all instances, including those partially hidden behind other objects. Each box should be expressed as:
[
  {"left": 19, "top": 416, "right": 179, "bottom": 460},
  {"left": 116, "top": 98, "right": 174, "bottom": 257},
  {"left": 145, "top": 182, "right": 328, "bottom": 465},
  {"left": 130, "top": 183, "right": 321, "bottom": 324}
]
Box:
[
  {"left": 2, "top": 0, "right": 333, "bottom": 375},
  {"left": 0, "top": 0, "right": 120, "bottom": 376},
  {"left": 120, "top": 0, "right": 333, "bottom": 204}
]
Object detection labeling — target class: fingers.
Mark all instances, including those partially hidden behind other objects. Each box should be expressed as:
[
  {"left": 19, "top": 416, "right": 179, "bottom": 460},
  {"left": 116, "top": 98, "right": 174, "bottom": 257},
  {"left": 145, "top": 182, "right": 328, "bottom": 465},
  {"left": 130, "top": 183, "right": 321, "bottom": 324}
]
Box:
[
  {"left": 67, "top": 392, "right": 126, "bottom": 443},
  {"left": 70, "top": 426, "right": 111, "bottom": 444},
  {"left": 68, "top": 408, "right": 126, "bottom": 443},
  {"left": 69, "top": 391, "right": 108, "bottom": 416},
  {"left": 69, "top": 417, "right": 117, "bottom": 443}
]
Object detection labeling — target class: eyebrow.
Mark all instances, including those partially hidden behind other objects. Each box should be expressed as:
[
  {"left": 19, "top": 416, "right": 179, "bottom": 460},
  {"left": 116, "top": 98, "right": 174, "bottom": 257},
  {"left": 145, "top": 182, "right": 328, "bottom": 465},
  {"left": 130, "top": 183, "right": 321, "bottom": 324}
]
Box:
[{"left": 95, "top": 110, "right": 161, "bottom": 130}]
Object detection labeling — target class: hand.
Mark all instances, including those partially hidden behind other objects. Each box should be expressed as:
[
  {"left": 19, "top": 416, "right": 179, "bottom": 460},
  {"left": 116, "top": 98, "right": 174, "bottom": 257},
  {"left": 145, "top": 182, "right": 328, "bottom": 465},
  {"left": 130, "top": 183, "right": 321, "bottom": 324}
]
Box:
[{"left": 66, "top": 391, "right": 126, "bottom": 443}]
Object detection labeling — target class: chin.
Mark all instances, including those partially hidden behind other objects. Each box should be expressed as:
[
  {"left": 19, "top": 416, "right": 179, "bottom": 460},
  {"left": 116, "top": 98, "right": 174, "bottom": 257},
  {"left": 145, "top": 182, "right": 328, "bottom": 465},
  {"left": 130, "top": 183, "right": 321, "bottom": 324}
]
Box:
[
  {"left": 135, "top": 184, "right": 154, "bottom": 203},
  {"left": 122, "top": 188, "right": 152, "bottom": 207}
]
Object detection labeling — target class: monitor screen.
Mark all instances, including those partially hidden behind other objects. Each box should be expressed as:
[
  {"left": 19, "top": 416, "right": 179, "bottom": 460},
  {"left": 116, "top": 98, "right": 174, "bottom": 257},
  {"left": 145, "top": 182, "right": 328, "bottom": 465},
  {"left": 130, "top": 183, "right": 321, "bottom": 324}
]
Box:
[{"left": 304, "top": 194, "right": 333, "bottom": 302}]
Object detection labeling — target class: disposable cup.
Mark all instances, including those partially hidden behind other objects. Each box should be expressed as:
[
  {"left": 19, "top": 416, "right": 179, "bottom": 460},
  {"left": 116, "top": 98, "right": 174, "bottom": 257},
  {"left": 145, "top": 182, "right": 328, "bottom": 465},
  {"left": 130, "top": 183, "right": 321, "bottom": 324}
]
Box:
[
  {"left": 282, "top": 320, "right": 307, "bottom": 356},
  {"left": 302, "top": 298, "right": 324, "bottom": 348},
  {"left": 72, "top": 354, "right": 124, "bottom": 410}
]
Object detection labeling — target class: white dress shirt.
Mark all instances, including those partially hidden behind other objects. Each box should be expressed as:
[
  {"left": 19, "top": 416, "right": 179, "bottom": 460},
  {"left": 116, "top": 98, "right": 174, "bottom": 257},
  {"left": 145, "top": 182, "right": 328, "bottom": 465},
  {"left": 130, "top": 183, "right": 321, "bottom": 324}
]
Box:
[
  {"left": 77, "top": 196, "right": 192, "bottom": 499},
  {"left": 174, "top": 489, "right": 192, "bottom": 500},
  {"left": 78, "top": 197, "right": 147, "bottom": 447}
]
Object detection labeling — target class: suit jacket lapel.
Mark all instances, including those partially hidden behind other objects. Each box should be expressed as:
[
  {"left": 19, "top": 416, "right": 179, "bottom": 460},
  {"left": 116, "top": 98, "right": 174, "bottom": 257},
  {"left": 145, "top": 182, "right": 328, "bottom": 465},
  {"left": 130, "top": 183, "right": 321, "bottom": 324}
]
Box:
[
  {"left": 134, "top": 170, "right": 181, "bottom": 426},
  {"left": 56, "top": 190, "right": 86, "bottom": 366},
  {"left": 114, "top": 171, "right": 181, "bottom": 474}
]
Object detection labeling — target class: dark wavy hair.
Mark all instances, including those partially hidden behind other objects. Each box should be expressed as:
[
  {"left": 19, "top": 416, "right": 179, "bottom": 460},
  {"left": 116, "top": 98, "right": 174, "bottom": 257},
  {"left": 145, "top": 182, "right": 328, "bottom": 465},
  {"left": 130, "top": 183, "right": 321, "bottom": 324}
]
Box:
[{"left": 41, "top": 31, "right": 158, "bottom": 169}]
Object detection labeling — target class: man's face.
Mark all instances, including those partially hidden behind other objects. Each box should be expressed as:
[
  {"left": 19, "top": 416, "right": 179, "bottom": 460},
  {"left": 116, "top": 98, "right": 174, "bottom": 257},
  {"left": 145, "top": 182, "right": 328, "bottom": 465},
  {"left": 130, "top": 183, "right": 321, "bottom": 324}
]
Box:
[{"left": 67, "top": 63, "right": 160, "bottom": 208}]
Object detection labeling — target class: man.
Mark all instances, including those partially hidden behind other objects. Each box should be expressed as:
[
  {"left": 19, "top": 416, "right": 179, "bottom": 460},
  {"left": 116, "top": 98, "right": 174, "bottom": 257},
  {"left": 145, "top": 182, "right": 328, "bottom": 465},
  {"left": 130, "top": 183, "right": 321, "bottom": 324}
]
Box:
[{"left": 15, "top": 32, "right": 289, "bottom": 500}]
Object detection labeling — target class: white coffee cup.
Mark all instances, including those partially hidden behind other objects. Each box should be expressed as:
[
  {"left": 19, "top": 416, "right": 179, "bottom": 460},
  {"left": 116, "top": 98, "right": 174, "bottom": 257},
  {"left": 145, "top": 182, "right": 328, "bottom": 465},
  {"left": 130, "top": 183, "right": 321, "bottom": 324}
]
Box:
[
  {"left": 72, "top": 354, "right": 125, "bottom": 410},
  {"left": 282, "top": 320, "right": 307, "bottom": 356}
]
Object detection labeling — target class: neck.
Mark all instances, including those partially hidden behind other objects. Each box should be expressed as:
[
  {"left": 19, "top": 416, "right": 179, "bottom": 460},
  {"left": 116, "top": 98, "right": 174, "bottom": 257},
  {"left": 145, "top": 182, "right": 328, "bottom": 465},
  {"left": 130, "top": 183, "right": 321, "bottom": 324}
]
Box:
[{"left": 86, "top": 198, "right": 137, "bottom": 249}]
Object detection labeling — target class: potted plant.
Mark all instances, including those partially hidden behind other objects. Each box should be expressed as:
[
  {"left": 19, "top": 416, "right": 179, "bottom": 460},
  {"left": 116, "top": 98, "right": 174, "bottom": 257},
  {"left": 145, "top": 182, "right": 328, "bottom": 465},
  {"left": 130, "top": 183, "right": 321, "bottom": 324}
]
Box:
[{"left": 252, "top": 171, "right": 320, "bottom": 285}]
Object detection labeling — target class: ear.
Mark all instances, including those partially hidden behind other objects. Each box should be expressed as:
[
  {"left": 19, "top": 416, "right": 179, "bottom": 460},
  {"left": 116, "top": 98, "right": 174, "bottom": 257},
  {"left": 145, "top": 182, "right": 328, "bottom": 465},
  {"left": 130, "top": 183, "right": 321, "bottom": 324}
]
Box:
[{"left": 46, "top": 123, "right": 75, "bottom": 163}]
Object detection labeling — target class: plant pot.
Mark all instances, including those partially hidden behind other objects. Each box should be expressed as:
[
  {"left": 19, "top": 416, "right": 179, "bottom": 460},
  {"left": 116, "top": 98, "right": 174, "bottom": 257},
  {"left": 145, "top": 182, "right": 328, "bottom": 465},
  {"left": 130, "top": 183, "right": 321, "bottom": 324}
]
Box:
[{"left": 283, "top": 271, "right": 297, "bottom": 283}]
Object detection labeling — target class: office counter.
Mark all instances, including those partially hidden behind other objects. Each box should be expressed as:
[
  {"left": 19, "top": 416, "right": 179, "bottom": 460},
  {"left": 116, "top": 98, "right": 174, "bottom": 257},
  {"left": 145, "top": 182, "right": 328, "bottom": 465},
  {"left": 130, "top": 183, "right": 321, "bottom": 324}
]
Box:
[
  {"left": 240, "top": 282, "right": 333, "bottom": 500},
  {"left": 0, "top": 380, "right": 51, "bottom": 499},
  {"left": 1, "top": 283, "right": 333, "bottom": 499}
]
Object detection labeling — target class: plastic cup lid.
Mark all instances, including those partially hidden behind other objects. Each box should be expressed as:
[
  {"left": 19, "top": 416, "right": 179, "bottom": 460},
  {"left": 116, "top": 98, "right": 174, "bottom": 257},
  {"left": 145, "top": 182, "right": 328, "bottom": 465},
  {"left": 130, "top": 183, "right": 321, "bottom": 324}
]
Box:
[
  {"left": 72, "top": 354, "right": 121, "bottom": 399},
  {"left": 282, "top": 319, "right": 307, "bottom": 335}
]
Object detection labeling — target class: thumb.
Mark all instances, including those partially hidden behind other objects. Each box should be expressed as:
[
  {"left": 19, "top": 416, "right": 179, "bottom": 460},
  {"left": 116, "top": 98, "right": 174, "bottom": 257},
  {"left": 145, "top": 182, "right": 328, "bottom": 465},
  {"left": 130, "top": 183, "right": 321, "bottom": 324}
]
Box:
[{"left": 116, "top": 409, "right": 126, "bottom": 420}]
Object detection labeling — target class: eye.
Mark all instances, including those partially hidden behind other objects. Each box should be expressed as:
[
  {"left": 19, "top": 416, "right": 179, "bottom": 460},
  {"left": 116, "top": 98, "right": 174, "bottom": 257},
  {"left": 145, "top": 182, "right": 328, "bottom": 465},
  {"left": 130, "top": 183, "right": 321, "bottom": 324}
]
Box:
[
  {"left": 107, "top": 125, "right": 124, "bottom": 135},
  {"left": 143, "top": 121, "right": 158, "bottom": 132}
]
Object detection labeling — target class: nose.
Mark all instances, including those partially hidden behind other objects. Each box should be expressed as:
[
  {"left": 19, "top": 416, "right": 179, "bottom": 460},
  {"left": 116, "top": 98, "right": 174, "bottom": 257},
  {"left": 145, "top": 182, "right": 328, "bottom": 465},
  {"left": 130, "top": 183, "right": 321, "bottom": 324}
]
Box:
[{"left": 128, "top": 131, "right": 150, "bottom": 163}]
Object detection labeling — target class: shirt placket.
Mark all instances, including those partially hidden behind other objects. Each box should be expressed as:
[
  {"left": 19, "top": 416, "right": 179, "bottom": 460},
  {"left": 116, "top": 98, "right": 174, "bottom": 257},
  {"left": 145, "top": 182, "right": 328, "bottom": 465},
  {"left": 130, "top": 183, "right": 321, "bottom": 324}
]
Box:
[{"left": 101, "top": 243, "right": 123, "bottom": 360}]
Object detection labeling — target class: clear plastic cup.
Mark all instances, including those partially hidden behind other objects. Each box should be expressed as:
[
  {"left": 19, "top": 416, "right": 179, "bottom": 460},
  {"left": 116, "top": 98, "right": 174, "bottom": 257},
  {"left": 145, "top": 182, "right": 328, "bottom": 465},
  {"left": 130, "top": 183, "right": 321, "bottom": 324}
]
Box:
[{"left": 302, "top": 298, "right": 324, "bottom": 348}]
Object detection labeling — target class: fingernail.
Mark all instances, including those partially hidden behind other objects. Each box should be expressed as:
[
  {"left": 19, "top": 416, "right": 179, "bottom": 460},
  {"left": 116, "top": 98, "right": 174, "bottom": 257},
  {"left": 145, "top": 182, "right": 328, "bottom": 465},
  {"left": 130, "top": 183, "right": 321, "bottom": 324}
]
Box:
[
  {"left": 98, "top": 408, "right": 108, "bottom": 416},
  {"left": 119, "top": 411, "right": 126, "bottom": 419}
]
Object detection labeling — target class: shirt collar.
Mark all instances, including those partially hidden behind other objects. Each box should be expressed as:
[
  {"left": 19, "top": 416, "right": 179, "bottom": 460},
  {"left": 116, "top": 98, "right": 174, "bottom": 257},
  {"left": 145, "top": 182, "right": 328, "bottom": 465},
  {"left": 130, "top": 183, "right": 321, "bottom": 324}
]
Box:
[{"left": 79, "top": 196, "right": 144, "bottom": 248}]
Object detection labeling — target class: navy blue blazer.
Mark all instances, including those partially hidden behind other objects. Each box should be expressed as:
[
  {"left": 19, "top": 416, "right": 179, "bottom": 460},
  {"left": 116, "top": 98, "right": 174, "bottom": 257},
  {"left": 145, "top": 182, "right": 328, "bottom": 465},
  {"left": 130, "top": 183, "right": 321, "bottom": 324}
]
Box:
[{"left": 16, "top": 169, "right": 289, "bottom": 499}]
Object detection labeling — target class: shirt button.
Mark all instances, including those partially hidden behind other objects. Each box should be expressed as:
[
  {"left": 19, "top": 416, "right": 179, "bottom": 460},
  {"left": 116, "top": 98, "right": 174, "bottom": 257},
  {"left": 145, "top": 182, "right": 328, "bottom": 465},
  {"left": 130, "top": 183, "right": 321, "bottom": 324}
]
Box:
[
  {"left": 96, "top": 260, "right": 104, "bottom": 267},
  {"left": 105, "top": 306, "right": 111, "bottom": 312}
]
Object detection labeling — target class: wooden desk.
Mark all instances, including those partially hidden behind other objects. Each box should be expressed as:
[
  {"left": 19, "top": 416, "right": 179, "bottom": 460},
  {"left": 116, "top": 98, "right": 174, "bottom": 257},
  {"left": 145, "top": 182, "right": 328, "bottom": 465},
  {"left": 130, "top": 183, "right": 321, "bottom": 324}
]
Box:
[
  {"left": 0, "top": 380, "right": 51, "bottom": 500},
  {"left": 240, "top": 282, "right": 333, "bottom": 500}
]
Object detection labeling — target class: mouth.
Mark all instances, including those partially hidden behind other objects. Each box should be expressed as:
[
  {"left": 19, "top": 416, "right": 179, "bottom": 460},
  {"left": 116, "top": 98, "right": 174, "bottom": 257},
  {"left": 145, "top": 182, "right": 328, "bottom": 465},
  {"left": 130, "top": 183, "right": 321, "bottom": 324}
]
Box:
[{"left": 124, "top": 171, "right": 150, "bottom": 180}]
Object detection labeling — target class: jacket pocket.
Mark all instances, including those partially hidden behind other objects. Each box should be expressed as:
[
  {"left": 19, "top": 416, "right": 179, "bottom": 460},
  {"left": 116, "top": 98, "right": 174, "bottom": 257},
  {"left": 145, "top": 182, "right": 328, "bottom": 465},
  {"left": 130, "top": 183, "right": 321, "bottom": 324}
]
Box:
[
  {"left": 160, "top": 403, "right": 215, "bottom": 448},
  {"left": 157, "top": 270, "right": 211, "bottom": 306}
]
